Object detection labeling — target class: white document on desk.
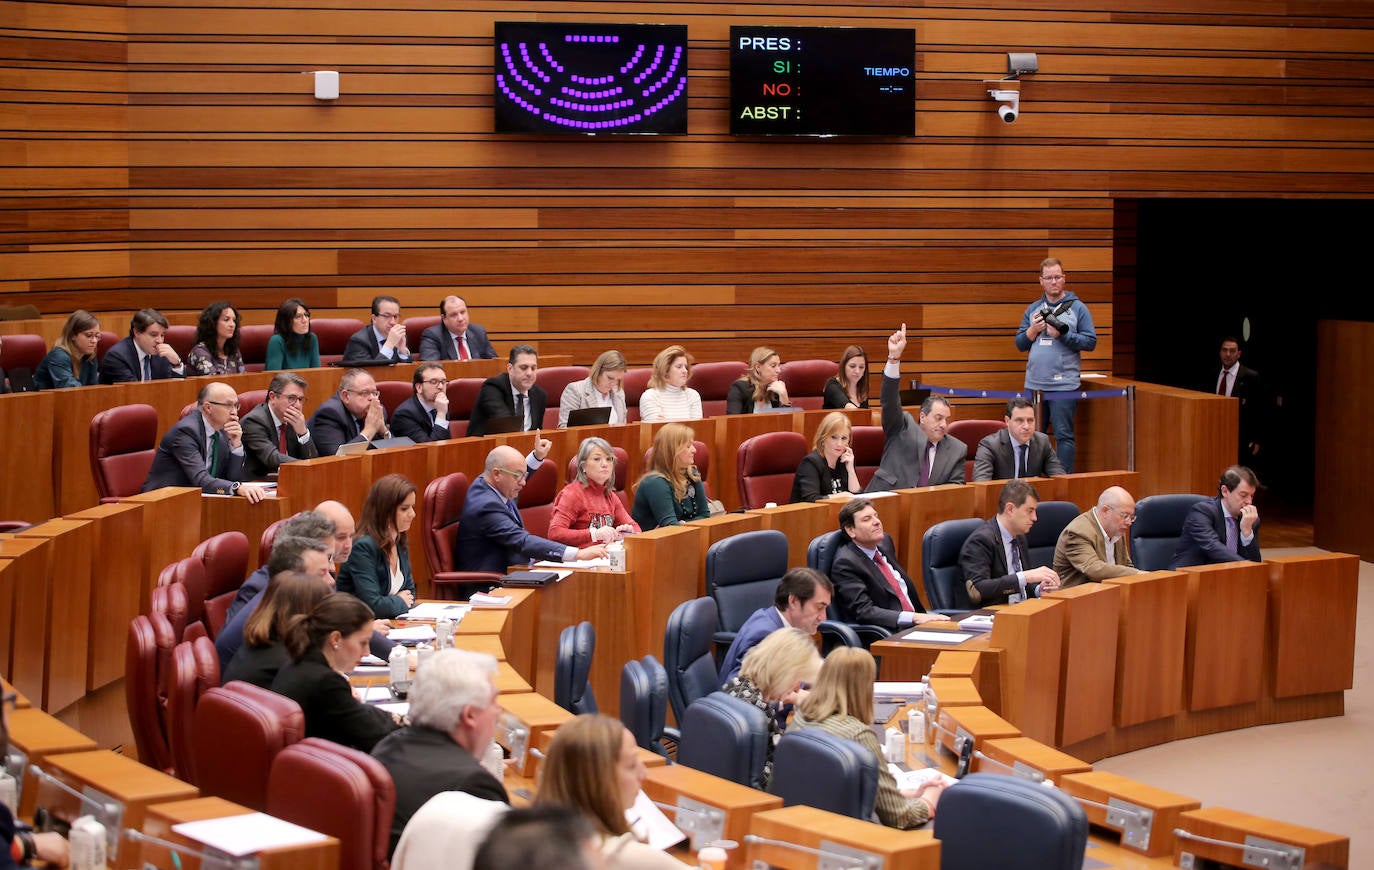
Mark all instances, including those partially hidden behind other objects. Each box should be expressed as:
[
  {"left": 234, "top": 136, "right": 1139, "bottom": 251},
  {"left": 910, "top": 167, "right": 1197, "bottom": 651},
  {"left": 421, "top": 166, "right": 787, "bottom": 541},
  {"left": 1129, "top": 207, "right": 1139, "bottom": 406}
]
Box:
[
  {"left": 626, "top": 790, "right": 687, "bottom": 851},
  {"left": 404, "top": 602, "right": 472, "bottom": 621},
  {"left": 172, "top": 813, "right": 329, "bottom": 856},
  {"left": 889, "top": 766, "right": 958, "bottom": 790},
  {"left": 387, "top": 625, "right": 437, "bottom": 643},
  {"left": 900, "top": 630, "right": 975, "bottom": 644},
  {"left": 534, "top": 559, "right": 607, "bottom": 570}
]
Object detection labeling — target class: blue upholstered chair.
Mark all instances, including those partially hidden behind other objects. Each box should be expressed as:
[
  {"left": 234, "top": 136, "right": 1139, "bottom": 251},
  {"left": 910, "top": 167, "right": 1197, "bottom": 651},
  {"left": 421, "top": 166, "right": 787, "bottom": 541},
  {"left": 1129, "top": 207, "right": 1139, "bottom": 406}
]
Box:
[
  {"left": 553, "top": 621, "right": 597, "bottom": 715},
  {"left": 933, "top": 772, "right": 1088, "bottom": 869},
  {"left": 676, "top": 692, "right": 770, "bottom": 789},
  {"left": 1131, "top": 494, "right": 1209, "bottom": 570},
  {"left": 922, "top": 518, "right": 984, "bottom": 611},
  {"left": 620, "top": 655, "right": 678, "bottom": 759},
  {"left": 770, "top": 729, "right": 877, "bottom": 821},
  {"left": 663, "top": 597, "right": 720, "bottom": 723},
  {"left": 705, "top": 530, "right": 789, "bottom": 652},
  {"left": 1025, "top": 500, "right": 1081, "bottom": 569}
]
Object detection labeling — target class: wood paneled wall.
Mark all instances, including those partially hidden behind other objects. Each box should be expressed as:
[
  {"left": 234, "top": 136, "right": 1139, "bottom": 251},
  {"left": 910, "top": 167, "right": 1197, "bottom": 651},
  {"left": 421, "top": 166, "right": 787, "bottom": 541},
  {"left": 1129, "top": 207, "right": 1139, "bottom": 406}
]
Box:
[{"left": 4, "top": 1, "right": 1373, "bottom": 391}]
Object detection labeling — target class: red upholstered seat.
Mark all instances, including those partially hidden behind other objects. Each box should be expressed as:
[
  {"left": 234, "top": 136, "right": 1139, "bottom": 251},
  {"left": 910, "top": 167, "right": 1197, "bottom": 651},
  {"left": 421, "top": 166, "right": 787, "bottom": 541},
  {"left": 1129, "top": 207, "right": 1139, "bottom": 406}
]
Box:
[
  {"left": 236, "top": 388, "right": 268, "bottom": 418},
  {"left": 518, "top": 459, "right": 559, "bottom": 538},
  {"left": 780, "top": 359, "right": 839, "bottom": 410},
  {"left": 374, "top": 380, "right": 411, "bottom": 417},
  {"left": 620, "top": 368, "right": 652, "bottom": 423},
  {"left": 403, "top": 315, "right": 440, "bottom": 351},
  {"left": 163, "top": 325, "right": 197, "bottom": 361},
  {"left": 151, "top": 578, "right": 190, "bottom": 642},
  {"left": 737, "top": 431, "right": 809, "bottom": 509},
  {"left": 195, "top": 682, "right": 305, "bottom": 810},
  {"left": 166, "top": 636, "right": 220, "bottom": 784},
  {"left": 259, "top": 517, "right": 287, "bottom": 566},
  {"left": 96, "top": 331, "right": 119, "bottom": 362},
  {"left": 444, "top": 377, "right": 485, "bottom": 438},
  {"left": 267, "top": 738, "right": 396, "bottom": 870},
  {"left": 125, "top": 612, "right": 177, "bottom": 773},
  {"left": 89, "top": 403, "right": 159, "bottom": 502},
  {"left": 310, "top": 318, "right": 366, "bottom": 365},
  {"left": 687, "top": 361, "right": 748, "bottom": 417},
  {"left": 534, "top": 365, "right": 591, "bottom": 429},
  {"left": 422, "top": 472, "right": 503, "bottom": 600},
  {"left": 238, "top": 324, "right": 274, "bottom": 370},
  {"left": 192, "top": 531, "right": 250, "bottom": 638},
  {"left": 0, "top": 334, "right": 45, "bottom": 372},
  {"left": 851, "top": 425, "right": 885, "bottom": 490},
  {"left": 947, "top": 418, "right": 1007, "bottom": 481}
]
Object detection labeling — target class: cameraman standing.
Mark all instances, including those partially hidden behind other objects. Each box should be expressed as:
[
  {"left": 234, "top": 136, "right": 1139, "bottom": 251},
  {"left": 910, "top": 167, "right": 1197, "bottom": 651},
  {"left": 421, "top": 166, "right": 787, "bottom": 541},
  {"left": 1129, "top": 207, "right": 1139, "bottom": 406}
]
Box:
[{"left": 1014, "top": 258, "right": 1097, "bottom": 474}]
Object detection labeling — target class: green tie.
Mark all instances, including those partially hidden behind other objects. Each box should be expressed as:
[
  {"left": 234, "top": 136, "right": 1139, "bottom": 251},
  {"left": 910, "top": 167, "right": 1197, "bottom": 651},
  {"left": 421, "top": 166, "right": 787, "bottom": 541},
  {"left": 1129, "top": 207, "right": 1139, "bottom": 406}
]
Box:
[{"left": 208, "top": 430, "right": 221, "bottom": 477}]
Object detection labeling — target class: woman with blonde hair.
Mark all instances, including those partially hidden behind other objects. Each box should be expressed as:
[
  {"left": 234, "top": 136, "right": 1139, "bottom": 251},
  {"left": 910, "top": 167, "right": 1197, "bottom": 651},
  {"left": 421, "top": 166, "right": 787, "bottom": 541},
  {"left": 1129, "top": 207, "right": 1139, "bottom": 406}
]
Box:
[
  {"left": 727, "top": 346, "right": 790, "bottom": 414},
  {"left": 631, "top": 423, "right": 711, "bottom": 531},
  {"left": 549, "top": 436, "right": 641, "bottom": 545},
  {"left": 789, "top": 648, "right": 945, "bottom": 828},
  {"left": 824, "top": 345, "right": 869, "bottom": 409},
  {"left": 720, "top": 627, "right": 822, "bottom": 788},
  {"left": 558, "top": 349, "right": 629, "bottom": 428},
  {"left": 791, "top": 411, "right": 862, "bottom": 502},
  {"left": 638, "top": 345, "right": 702, "bottom": 422},
  {"left": 536, "top": 714, "right": 681, "bottom": 869},
  {"left": 33, "top": 310, "right": 101, "bottom": 390}
]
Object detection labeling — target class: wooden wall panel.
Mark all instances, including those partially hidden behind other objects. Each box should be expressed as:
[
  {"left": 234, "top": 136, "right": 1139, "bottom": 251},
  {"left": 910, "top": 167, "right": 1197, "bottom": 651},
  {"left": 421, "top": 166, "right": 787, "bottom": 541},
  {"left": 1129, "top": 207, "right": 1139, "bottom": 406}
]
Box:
[{"left": 3, "top": 0, "right": 1372, "bottom": 408}]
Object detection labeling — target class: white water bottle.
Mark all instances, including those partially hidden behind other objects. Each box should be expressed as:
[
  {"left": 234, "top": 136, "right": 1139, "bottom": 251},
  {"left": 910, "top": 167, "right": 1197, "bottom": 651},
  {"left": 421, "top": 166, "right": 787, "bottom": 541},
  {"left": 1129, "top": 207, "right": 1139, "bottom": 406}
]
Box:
[
  {"left": 607, "top": 539, "right": 626, "bottom": 572},
  {"left": 69, "top": 816, "right": 107, "bottom": 870},
  {"left": 388, "top": 643, "right": 409, "bottom": 686},
  {"left": 482, "top": 740, "right": 506, "bottom": 781},
  {"left": 436, "top": 615, "right": 454, "bottom": 650}
]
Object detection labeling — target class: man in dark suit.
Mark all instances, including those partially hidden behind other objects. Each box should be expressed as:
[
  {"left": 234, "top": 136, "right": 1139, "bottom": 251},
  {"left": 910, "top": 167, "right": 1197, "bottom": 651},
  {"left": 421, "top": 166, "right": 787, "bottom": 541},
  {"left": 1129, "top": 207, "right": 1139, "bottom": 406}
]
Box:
[
  {"left": 830, "top": 498, "right": 948, "bottom": 631},
  {"left": 98, "top": 308, "right": 187, "bottom": 384},
  {"left": 308, "top": 368, "right": 390, "bottom": 457},
  {"left": 466, "top": 344, "right": 547, "bottom": 437},
  {"left": 455, "top": 445, "right": 605, "bottom": 573},
  {"left": 342, "top": 295, "right": 412, "bottom": 363},
  {"left": 866, "top": 323, "right": 967, "bottom": 491},
  {"left": 390, "top": 363, "right": 453, "bottom": 443},
  {"left": 959, "top": 479, "right": 1061, "bottom": 605},
  {"left": 142, "top": 381, "right": 267, "bottom": 502},
  {"left": 240, "top": 371, "right": 318, "bottom": 479},
  {"left": 1170, "top": 465, "right": 1262, "bottom": 568},
  {"left": 420, "top": 295, "right": 498, "bottom": 361},
  {"left": 973, "top": 397, "right": 1067, "bottom": 481},
  {"left": 371, "top": 649, "right": 510, "bottom": 857},
  {"left": 717, "top": 568, "right": 832, "bottom": 685},
  {"left": 1216, "top": 337, "right": 1265, "bottom": 464}
]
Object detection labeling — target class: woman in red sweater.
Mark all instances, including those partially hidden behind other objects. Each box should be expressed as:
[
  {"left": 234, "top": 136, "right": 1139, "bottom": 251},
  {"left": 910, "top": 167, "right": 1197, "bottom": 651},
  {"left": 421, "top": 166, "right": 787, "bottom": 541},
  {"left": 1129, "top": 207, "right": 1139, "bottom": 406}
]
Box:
[{"left": 548, "top": 437, "right": 641, "bottom": 546}]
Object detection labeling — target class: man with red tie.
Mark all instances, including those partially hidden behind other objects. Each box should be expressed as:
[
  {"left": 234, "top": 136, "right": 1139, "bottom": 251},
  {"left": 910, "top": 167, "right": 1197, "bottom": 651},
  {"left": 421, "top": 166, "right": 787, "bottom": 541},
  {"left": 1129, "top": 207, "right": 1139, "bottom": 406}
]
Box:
[
  {"left": 831, "top": 498, "right": 949, "bottom": 630},
  {"left": 240, "top": 371, "right": 318, "bottom": 479},
  {"left": 420, "top": 295, "right": 498, "bottom": 361}
]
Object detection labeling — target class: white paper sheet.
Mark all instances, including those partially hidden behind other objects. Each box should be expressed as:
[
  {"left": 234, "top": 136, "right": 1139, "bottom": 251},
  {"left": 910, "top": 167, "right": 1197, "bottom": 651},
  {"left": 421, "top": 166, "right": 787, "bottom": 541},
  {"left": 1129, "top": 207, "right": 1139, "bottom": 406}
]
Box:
[
  {"left": 469, "top": 592, "right": 513, "bottom": 607},
  {"left": 625, "top": 790, "right": 687, "bottom": 851},
  {"left": 900, "top": 630, "right": 975, "bottom": 644},
  {"left": 172, "top": 813, "right": 329, "bottom": 857},
  {"left": 873, "top": 681, "right": 927, "bottom": 700},
  {"left": 888, "top": 766, "right": 958, "bottom": 790},
  {"left": 386, "top": 625, "right": 437, "bottom": 643},
  {"left": 404, "top": 602, "right": 471, "bottom": 621},
  {"left": 534, "top": 559, "right": 607, "bottom": 570}
]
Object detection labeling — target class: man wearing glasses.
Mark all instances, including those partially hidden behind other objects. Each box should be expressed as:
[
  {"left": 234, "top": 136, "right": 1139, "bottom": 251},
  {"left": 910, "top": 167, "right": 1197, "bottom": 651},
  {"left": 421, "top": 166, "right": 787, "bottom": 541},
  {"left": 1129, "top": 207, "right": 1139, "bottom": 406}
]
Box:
[
  {"left": 959, "top": 479, "right": 1062, "bottom": 605},
  {"left": 456, "top": 445, "right": 607, "bottom": 573},
  {"left": 391, "top": 363, "right": 453, "bottom": 443},
  {"left": 1014, "top": 258, "right": 1097, "bottom": 474},
  {"left": 309, "top": 368, "right": 391, "bottom": 456},
  {"left": 241, "top": 371, "right": 318, "bottom": 478},
  {"left": 142, "top": 381, "right": 267, "bottom": 502},
  {"left": 1053, "top": 485, "right": 1141, "bottom": 587},
  {"left": 343, "top": 295, "right": 412, "bottom": 363}
]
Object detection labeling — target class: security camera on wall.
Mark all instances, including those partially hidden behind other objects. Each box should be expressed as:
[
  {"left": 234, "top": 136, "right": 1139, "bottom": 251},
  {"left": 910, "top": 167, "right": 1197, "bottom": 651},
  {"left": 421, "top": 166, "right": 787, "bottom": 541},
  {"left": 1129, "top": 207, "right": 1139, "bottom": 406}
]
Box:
[{"left": 989, "top": 89, "right": 1019, "bottom": 123}]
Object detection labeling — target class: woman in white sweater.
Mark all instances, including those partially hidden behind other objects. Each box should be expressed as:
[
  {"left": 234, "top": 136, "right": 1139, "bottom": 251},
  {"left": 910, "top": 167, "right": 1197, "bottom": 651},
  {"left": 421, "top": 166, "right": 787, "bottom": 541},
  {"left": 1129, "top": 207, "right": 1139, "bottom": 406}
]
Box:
[{"left": 638, "top": 344, "right": 703, "bottom": 422}]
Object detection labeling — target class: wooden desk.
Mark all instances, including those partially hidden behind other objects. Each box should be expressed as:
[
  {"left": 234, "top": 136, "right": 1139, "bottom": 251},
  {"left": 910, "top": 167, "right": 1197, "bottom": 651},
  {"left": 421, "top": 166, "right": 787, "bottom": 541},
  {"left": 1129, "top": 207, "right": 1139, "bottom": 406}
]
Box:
[
  {"left": 4, "top": 706, "right": 99, "bottom": 819},
  {"left": 642, "top": 764, "right": 784, "bottom": 869},
  {"left": 977, "top": 736, "right": 1092, "bottom": 784},
  {"left": 1178, "top": 560, "right": 1268, "bottom": 714},
  {"left": 987, "top": 598, "right": 1063, "bottom": 744},
  {"left": 0, "top": 390, "right": 54, "bottom": 522},
  {"left": 746, "top": 502, "right": 832, "bottom": 570},
  {"left": 135, "top": 797, "right": 340, "bottom": 870},
  {"left": 497, "top": 691, "right": 572, "bottom": 777},
  {"left": 899, "top": 486, "right": 978, "bottom": 602},
  {"left": 121, "top": 487, "right": 202, "bottom": 613},
  {"left": 0, "top": 537, "right": 50, "bottom": 697},
  {"left": 65, "top": 502, "right": 145, "bottom": 692},
  {"left": 1042, "top": 582, "right": 1121, "bottom": 747},
  {"left": 624, "top": 524, "right": 702, "bottom": 665},
  {"left": 1266, "top": 553, "right": 1358, "bottom": 701},
  {"left": 14, "top": 519, "right": 94, "bottom": 711},
  {"left": 746, "top": 805, "right": 939, "bottom": 869},
  {"left": 199, "top": 492, "right": 292, "bottom": 572},
  {"left": 1102, "top": 570, "right": 1188, "bottom": 730},
  {"left": 1058, "top": 770, "right": 1200, "bottom": 858},
  {"left": 1, "top": 677, "right": 30, "bottom": 708},
  {"left": 713, "top": 412, "right": 801, "bottom": 512},
  {"left": 529, "top": 567, "right": 640, "bottom": 715},
  {"left": 1173, "top": 807, "right": 1349, "bottom": 869}
]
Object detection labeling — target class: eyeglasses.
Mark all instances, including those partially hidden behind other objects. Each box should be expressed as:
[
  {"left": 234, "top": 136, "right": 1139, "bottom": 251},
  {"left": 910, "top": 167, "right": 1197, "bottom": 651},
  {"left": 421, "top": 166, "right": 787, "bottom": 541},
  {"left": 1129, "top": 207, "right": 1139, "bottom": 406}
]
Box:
[
  {"left": 1040, "top": 274, "right": 1066, "bottom": 282},
  {"left": 422, "top": 378, "right": 448, "bottom": 387},
  {"left": 206, "top": 400, "right": 240, "bottom": 410},
  {"left": 273, "top": 392, "right": 305, "bottom": 404},
  {"left": 493, "top": 466, "right": 528, "bottom": 482},
  {"left": 80, "top": 331, "right": 102, "bottom": 340},
  {"left": 346, "top": 388, "right": 381, "bottom": 399},
  {"left": 374, "top": 312, "right": 399, "bottom": 321},
  {"left": 1107, "top": 507, "right": 1136, "bottom": 523}
]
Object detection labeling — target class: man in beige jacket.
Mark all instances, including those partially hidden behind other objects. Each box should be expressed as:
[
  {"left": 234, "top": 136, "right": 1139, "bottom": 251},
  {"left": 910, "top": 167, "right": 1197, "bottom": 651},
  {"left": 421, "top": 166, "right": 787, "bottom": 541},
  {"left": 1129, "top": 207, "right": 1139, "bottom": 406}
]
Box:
[{"left": 1053, "top": 486, "right": 1141, "bottom": 587}]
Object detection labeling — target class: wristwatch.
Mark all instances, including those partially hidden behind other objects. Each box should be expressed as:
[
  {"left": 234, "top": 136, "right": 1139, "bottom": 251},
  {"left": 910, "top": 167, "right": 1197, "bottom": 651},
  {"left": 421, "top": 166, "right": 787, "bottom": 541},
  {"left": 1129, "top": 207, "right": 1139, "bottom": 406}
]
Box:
[{"left": 229, "top": 482, "right": 241, "bottom": 495}]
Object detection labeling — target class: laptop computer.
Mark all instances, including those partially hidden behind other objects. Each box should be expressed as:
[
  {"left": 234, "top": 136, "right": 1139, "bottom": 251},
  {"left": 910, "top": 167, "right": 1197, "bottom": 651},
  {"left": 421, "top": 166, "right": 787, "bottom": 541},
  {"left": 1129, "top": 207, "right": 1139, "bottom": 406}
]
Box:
[
  {"left": 565, "top": 406, "right": 613, "bottom": 427},
  {"left": 481, "top": 415, "right": 525, "bottom": 435}
]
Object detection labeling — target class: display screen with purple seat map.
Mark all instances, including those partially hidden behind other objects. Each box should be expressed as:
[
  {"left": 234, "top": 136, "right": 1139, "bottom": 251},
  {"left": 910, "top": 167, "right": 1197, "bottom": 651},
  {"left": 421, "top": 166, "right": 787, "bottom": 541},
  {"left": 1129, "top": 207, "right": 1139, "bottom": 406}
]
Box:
[{"left": 494, "top": 22, "right": 689, "bottom": 135}]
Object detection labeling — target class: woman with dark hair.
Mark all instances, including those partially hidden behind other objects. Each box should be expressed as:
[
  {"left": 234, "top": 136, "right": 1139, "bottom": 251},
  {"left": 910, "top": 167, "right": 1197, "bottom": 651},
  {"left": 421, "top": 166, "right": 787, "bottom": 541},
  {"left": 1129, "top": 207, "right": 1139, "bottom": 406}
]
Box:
[
  {"left": 824, "top": 345, "right": 869, "bottom": 409},
  {"left": 791, "top": 411, "right": 862, "bottom": 502},
  {"left": 630, "top": 423, "right": 710, "bottom": 531},
  {"left": 337, "top": 473, "right": 418, "bottom": 618},
  {"left": 536, "top": 714, "right": 680, "bottom": 869},
  {"left": 727, "top": 346, "right": 791, "bottom": 414},
  {"left": 269, "top": 592, "right": 401, "bottom": 751},
  {"left": 788, "top": 648, "right": 945, "bottom": 829},
  {"left": 33, "top": 310, "right": 101, "bottom": 390},
  {"left": 222, "top": 570, "right": 330, "bottom": 688},
  {"left": 265, "top": 297, "right": 320, "bottom": 370},
  {"left": 186, "top": 300, "right": 245, "bottom": 376},
  {"left": 549, "top": 436, "right": 640, "bottom": 546}
]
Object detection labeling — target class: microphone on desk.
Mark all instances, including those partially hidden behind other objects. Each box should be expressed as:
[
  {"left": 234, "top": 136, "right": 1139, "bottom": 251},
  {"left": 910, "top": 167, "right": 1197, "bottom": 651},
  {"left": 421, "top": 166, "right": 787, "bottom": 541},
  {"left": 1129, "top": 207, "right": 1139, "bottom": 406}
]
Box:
[{"left": 742, "top": 834, "right": 884, "bottom": 870}]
